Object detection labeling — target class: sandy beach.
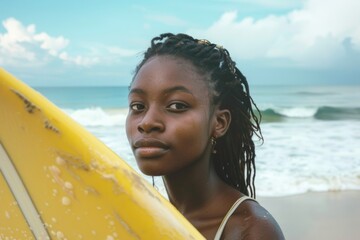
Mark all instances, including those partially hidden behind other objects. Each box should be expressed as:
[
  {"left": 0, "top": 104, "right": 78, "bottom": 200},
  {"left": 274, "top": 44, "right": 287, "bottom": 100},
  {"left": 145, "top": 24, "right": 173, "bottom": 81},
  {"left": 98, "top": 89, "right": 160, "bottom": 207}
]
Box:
[{"left": 258, "top": 191, "right": 360, "bottom": 240}]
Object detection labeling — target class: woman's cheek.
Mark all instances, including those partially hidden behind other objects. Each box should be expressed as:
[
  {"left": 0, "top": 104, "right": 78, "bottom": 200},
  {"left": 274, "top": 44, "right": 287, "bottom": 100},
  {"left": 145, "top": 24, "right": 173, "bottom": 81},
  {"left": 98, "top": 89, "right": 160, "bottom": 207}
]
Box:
[{"left": 174, "top": 118, "right": 206, "bottom": 148}]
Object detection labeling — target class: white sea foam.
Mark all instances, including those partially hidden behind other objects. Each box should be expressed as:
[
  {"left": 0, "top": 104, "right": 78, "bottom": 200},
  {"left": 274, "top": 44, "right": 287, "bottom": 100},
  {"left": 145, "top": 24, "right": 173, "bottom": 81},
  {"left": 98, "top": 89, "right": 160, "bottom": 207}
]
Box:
[
  {"left": 64, "top": 107, "right": 128, "bottom": 127},
  {"left": 62, "top": 106, "right": 360, "bottom": 197},
  {"left": 276, "top": 107, "right": 318, "bottom": 118},
  {"left": 255, "top": 120, "right": 360, "bottom": 196}
]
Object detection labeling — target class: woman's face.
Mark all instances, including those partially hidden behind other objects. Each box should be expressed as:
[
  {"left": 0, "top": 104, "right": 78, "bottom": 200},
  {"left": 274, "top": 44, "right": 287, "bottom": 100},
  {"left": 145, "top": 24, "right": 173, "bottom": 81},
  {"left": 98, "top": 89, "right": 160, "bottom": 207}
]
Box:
[{"left": 126, "top": 55, "right": 216, "bottom": 176}]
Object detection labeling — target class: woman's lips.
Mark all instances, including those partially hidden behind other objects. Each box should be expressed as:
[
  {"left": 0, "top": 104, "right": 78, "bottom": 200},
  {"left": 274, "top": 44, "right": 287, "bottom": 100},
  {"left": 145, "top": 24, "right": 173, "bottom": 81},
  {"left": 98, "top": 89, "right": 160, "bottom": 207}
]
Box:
[
  {"left": 133, "top": 138, "right": 169, "bottom": 158},
  {"left": 135, "top": 147, "right": 168, "bottom": 158}
]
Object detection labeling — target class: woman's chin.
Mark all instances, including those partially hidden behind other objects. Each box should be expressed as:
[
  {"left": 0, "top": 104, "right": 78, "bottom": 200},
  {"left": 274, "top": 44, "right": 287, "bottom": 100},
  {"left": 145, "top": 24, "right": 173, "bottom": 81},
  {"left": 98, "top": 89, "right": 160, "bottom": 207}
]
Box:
[{"left": 137, "top": 165, "right": 165, "bottom": 177}]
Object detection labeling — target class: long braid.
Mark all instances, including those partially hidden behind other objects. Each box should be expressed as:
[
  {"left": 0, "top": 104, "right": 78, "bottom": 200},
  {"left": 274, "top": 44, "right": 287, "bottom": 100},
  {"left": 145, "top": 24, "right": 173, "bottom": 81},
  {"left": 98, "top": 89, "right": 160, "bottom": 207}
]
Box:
[{"left": 133, "top": 33, "right": 263, "bottom": 198}]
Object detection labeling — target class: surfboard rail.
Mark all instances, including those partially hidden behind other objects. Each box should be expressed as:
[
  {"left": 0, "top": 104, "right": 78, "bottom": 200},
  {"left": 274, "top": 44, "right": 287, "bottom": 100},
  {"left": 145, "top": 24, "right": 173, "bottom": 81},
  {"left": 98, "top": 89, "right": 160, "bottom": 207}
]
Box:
[{"left": 0, "top": 68, "right": 204, "bottom": 239}]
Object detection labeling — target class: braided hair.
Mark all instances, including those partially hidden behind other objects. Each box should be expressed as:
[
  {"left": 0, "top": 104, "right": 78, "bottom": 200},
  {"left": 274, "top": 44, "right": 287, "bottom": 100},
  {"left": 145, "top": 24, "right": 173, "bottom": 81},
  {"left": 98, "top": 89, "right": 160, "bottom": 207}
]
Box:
[{"left": 133, "top": 33, "right": 263, "bottom": 198}]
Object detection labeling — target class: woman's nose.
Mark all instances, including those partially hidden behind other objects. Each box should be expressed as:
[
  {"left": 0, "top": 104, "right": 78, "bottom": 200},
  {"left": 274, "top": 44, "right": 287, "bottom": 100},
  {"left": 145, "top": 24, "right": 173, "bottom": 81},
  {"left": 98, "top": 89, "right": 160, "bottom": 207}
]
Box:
[{"left": 137, "top": 107, "right": 164, "bottom": 133}]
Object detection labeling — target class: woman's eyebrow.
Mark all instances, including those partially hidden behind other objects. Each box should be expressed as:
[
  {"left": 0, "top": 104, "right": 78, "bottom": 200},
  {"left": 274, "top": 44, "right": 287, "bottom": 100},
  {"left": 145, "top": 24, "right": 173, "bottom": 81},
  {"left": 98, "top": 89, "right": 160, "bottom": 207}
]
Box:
[
  {"left": 129, "top": 86, "right": 193, "bottom": 96},
  {"left": 128, "top": 88, "right": 145, "bottom": 96},
  {"left": 162, "top": 86, "right": 193, "bottom": 96}
]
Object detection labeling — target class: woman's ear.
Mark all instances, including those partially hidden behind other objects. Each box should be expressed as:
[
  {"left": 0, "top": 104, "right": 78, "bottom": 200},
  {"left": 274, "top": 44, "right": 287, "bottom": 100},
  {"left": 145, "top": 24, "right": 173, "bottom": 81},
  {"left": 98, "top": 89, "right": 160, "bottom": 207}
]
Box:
[{"left": 213, "top": 108, "right": 231, "bottom": 138}]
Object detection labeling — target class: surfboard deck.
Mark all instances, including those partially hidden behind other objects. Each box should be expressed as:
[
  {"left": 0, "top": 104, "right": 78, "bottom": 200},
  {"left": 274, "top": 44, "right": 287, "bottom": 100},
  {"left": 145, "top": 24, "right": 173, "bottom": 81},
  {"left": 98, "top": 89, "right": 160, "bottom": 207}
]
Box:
[{"left": 0, "top": 68, "right": 204, "bottom": 239}]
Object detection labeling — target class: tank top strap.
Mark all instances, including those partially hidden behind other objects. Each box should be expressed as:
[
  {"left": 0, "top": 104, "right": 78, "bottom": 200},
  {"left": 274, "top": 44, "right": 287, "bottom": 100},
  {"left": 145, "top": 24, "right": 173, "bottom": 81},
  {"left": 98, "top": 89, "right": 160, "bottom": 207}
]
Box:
[{"left": 214, "top": 196, "right": 257, "bottom": 240}]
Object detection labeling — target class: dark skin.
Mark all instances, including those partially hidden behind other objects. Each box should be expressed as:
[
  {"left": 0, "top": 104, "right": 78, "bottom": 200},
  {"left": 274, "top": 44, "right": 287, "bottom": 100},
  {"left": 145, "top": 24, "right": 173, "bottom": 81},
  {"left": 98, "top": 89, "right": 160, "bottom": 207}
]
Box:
[{"left": 126, "top": 55, "right": 284, "bottom": 239}]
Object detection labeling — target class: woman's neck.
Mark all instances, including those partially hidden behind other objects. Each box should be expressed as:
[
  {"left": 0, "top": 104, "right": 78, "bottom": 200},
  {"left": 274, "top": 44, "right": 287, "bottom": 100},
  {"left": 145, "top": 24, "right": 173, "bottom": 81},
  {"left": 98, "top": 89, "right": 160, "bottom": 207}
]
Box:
[
  {"left": 162, "top": 155, "right": 245, "bottom": 239},
  {"left": 162, "top": 156, "right": 223, "bottom": 216}
]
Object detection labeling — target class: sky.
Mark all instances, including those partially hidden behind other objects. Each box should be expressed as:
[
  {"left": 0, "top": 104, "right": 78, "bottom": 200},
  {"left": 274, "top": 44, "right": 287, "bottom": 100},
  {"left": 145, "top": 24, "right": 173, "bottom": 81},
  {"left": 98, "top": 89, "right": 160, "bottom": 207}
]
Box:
[{"left": 0, "top": 0, "right": 359, "bottom": 86}]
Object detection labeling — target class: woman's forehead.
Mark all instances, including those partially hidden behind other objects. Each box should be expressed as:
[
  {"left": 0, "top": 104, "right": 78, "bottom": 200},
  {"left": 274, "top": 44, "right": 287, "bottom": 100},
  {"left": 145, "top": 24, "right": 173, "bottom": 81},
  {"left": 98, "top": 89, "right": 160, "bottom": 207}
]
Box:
[{"left": 132, "top": 56, "right": 210, "bottom": 92}]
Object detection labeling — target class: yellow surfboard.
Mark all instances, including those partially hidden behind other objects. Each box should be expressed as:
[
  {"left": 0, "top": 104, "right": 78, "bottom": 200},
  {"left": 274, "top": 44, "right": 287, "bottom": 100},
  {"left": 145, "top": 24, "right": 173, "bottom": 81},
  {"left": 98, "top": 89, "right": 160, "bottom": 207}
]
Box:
[{"left": 0, "top": 68, "right": 204, "bottom": 240}]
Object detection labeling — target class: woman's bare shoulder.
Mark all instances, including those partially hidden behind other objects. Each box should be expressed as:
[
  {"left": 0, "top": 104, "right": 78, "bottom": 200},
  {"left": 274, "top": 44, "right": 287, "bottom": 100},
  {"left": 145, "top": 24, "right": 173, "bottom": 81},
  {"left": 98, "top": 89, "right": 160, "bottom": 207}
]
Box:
[{"left": 222, "top": 199, "right": 285, "bottom": 240}]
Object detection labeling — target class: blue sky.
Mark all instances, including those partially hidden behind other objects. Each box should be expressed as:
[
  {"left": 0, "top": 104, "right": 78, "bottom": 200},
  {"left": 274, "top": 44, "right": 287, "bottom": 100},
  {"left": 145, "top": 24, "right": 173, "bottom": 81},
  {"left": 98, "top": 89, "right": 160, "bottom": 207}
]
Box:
[{"left": 1, "top": 0, "right": 359, "bottom": 86}]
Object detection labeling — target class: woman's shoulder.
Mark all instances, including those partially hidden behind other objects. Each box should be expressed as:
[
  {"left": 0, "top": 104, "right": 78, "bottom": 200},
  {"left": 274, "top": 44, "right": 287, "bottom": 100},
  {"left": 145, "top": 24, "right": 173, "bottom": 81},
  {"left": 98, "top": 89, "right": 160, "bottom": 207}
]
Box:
[{"left": 222, "top": 198, "right": 285, "bottom": 240}]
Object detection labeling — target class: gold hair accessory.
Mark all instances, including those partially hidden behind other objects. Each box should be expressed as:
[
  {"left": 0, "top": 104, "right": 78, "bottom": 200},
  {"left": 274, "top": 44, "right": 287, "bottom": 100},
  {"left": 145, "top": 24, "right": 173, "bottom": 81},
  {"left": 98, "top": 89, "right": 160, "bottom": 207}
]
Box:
[
  {"left": 198, "top": 39, "right": 210, "bottom": 45},
  {"left": 198, "top": 39, "right": 223, "bottom": 50}
]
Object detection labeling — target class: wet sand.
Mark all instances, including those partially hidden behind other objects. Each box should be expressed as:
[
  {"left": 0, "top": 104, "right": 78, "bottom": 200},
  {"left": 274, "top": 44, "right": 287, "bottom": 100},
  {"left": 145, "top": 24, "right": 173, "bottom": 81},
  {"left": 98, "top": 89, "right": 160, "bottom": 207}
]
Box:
[{"left": 258, "top": 191, "right": 360, "bottom": 240}]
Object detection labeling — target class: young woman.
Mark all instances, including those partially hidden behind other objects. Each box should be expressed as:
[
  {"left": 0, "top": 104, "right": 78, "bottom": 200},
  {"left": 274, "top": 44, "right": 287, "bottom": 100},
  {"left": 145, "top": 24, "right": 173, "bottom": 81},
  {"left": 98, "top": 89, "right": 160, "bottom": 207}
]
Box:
[{"left": 126, "top": 33, "right": 284, "bottom": 239}]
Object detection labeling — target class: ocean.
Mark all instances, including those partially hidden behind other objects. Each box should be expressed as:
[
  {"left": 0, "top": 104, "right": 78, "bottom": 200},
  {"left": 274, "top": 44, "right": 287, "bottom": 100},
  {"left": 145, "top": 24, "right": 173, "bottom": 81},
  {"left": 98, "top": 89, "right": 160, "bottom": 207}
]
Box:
[{"left": 35, "top": 84, "right": 360, "bottom": 197}]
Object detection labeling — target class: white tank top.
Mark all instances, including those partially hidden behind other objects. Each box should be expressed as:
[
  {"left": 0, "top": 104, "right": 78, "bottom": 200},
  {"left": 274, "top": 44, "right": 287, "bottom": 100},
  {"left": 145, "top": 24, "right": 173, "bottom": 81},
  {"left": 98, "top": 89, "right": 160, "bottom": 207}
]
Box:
[{"left": 214, "top": 196, "right": 256, "bottom": 240}]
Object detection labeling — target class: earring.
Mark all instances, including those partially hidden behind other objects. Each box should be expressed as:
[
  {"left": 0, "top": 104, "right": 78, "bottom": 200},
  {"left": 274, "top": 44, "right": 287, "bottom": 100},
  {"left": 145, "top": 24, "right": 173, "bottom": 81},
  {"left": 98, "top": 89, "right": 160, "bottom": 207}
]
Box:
[{"left": 211, "top": 136, "right": 217, "bottom": 154}]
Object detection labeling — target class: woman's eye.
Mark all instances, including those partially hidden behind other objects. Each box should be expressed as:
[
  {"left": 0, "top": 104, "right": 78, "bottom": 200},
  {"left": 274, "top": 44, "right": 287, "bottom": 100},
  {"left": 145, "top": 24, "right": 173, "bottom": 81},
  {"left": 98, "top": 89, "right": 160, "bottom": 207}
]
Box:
[
  {"left": 167, "top": 102, "right": 188, "bottom": 111},
  {"left": 130, "top": 103, "right": 145, "bottom": 111}
]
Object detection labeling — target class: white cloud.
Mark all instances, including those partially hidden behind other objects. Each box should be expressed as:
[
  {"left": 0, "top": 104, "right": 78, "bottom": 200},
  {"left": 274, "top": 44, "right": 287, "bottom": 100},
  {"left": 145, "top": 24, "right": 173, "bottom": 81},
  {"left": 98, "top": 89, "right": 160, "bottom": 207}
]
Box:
[
  {"left": 33, "top": 32, "right": 69, "bottom": 56},
  {"left": 0, "top": 18, "right": 137, "bottom": 68},
  {"left": 189, "top": 0, "right": 360, "bottom": 68},
  {"left": 59, "top": 52, "right": 99, "bottom": 67},
  {"left": 0, "top": 18, "right": 69, "bottom": 66}
]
